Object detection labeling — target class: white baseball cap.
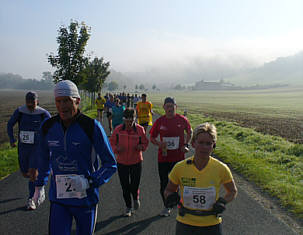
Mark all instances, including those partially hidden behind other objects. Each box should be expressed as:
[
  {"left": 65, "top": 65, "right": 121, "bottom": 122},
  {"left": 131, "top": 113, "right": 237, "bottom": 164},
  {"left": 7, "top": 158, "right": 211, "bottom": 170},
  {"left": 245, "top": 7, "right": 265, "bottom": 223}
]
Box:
[{"left": 54, "top": 80, "right": 80, "bottom": 99}]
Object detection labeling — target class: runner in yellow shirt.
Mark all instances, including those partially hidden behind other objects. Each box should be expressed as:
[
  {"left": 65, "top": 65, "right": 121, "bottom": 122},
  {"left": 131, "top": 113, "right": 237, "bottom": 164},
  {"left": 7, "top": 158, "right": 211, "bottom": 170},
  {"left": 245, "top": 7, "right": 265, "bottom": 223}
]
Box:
[
  {"left": 164, "top": 122, "right": 237, "bottom": 235},
  {"left": 136, "top": 93, "right": 153, "bottom": 132},
  {"left": 95, "top": 93, "right": 106, "bottom": 122}
]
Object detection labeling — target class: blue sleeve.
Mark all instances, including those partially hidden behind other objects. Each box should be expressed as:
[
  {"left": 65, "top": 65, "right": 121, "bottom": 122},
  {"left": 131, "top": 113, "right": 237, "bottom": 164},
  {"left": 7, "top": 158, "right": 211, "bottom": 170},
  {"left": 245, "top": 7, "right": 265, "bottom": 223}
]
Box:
[
  {"left": 90, "top": 120, "right": 117, "bottom": 187},
  {"left": 7, "top": 109, "right": 20, "bottom": 144},
  {"left": 35, "top": 122, "right": 50, "bottom": 186},
  {"left": 45, "top": 110, "right": 51, "bottom": 119}
]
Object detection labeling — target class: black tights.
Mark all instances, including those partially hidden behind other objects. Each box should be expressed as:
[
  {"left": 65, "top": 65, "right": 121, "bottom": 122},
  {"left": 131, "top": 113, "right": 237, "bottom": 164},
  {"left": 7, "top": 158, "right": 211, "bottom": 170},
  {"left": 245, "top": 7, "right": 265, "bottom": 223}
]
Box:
[
  {"left": 158, "top": 161, "right": 178, "bottom": 207},
  {"left": 117, "top": 162, "right": 142, "bottom": 208}
]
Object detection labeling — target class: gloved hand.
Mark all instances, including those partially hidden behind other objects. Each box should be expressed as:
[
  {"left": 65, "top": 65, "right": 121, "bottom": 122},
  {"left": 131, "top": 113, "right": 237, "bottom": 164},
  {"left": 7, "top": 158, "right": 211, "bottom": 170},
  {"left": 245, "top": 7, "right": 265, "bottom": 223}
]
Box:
[
  {"left": 212, "top": 197, "right": 227, "bottom": 214},
  {"left": 33, "top": 186, "right": 45, "bottom": 206},
  {"left": 69, "top": 175, "right": 90, "bottom": 192},
  {"left": 165, "top": 192, "right": 180, "bottom": 208}
]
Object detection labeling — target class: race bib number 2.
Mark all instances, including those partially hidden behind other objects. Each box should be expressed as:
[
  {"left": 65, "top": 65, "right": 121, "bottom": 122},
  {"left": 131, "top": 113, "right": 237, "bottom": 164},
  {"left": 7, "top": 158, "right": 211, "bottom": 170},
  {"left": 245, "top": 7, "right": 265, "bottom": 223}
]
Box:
[
  {"left": 56, "top": 174, "right": 87, "bottom": 199},
  {"left": 19, "top": 131, "right": 35, "bottom": 144},
  {"left": 183, "top": 186, "right": 216, "bottom": 210}
]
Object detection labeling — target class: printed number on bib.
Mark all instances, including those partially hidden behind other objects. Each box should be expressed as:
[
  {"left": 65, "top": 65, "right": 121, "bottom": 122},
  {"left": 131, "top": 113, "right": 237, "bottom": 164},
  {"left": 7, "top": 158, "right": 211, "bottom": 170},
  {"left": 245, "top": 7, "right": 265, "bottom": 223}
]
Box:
[
  {"left": 56, "top": 174, "right": 87, "bottom": 199},
  {"left": 163, "top": 137, "right": 179, "bottom": 150},
  {"left": 19, "top": 131, "right": 35, "bottom": 144},
  {"left": 183, "top": 186, "right": 216, "bottom": 210}
]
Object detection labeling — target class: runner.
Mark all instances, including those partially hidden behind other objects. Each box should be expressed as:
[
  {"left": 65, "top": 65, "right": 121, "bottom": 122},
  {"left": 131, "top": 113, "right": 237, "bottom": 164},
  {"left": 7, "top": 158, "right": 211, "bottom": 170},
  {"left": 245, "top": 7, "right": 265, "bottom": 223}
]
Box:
[
  {"left": 150, "top": 97, "right": 192, "bottom": 217},
  {"left": 104, "top": 93, "right": 115, "bottom": 135},
  {"left": 112, "top": 98, "right": 125, "bottom": 130},
  {"left": 33, "top": 80, "right": 117, "bottom": 235},
  {"left": 164, "top": 123, "right": 238, "bottom": 235},
  {"left": 133, "top": 94, "right": 139, "bottom": 109},
  {"left": 95, "top": 92, "right": 106, "bottom": 122},
  {"left": 110, "top": 108, "right": 149, "bottom": 217},
  {"left": 7, "top": 91, "right": 51, "bottom": 210},
  {"left": 136, "top": 93, "right": 153, "bottom": 132}
]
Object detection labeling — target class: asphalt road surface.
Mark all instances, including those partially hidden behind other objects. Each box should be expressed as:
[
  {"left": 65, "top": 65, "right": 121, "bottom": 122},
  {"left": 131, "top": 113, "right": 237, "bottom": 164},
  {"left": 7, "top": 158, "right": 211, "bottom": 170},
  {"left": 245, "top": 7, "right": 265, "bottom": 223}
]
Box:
[{"left": 0, "top": 114, "right": 301, "bottom": 235}]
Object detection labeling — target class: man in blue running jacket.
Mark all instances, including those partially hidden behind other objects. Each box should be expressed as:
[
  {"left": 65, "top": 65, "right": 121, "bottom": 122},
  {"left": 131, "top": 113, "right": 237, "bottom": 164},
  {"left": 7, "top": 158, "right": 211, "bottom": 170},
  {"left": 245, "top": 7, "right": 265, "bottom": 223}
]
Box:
[
  {"left": 7, "top": 91, "right": 51, "bottom": 210},
  {"left": 33, "top": 80, "right": 117, "bottom": 235}
]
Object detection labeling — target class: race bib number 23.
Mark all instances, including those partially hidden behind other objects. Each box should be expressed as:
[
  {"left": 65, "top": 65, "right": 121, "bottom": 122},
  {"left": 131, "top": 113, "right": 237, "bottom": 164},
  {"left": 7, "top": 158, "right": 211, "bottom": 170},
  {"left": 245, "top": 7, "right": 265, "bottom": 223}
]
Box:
[{"left": 56, "top": 174, "right": 87, "bottom": 199}]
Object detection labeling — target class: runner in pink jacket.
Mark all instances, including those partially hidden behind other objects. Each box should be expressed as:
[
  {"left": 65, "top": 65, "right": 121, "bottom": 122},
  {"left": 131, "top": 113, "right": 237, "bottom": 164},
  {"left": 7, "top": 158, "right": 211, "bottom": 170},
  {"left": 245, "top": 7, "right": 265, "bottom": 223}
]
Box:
[{"left": 110, "top": 108, "right": 149, "bottom": 217}]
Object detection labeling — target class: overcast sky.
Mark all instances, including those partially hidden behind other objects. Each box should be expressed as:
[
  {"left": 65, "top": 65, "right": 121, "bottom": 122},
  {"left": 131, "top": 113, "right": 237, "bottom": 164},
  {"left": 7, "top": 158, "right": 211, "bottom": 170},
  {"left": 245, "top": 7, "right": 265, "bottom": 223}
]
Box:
[{"left": 0, "top": 0, "right": 302, "bottom": 79}]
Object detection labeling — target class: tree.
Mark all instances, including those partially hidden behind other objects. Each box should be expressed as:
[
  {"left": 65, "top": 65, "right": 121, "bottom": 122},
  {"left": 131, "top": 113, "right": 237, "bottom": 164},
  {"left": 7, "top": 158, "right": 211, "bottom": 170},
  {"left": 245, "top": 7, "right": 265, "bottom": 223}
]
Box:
[
  {"left": 80, "top": 57, "right": 110, "bottom": 93},
  {"left": 48, "top": 20, "right": 91, "bottom": 85},
  {"left": 139, "top": 84, "right": 145, "bottom": 90},
  {"left": 135, "top": 84, "right": 138, "bottom": 90},
  {"left": 108, "top": 81, "right": 119, "bottom": 91},
  {"left": 152, "top": 84, "right": 157, "bottom": 90}
]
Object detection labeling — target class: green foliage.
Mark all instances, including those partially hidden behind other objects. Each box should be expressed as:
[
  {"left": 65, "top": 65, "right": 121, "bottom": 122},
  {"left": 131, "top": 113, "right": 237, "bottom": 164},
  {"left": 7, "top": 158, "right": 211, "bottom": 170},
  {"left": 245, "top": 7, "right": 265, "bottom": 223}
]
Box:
[
  {"left": 80, "top": 57, "right": 110, "bottom": 93},
  {"left": 0, "top": 73, "right": 54, "bottom": 90},
  {"left": 0, "top": 144, "right": 18, "bottom": 179},
  {"left": 48, "top": 20, "right": 91, "bottom": 85}
]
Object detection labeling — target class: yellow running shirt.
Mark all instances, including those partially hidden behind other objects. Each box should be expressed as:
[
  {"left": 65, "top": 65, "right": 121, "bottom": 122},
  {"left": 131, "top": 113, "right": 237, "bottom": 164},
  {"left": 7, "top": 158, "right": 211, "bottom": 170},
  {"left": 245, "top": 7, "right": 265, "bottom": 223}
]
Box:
[
  {"left": 95, "top": 97, "right": 106, "bottom": 110},
  {"left": 169, "top": 156, "right": 233, "bottom": 227},
  {"left": 136, "top": 101, "right": 152, "bottom": 125}
]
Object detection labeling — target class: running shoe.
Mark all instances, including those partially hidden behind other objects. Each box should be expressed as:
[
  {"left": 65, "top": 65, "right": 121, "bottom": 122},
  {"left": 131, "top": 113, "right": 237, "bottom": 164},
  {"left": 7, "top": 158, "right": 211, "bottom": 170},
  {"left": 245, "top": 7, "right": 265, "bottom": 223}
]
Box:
[
  {"left": 27, "top": 198, "right": 36, "bottom": 210},
  {"left": 133, "top": 199, "right": 140, "bottom": 210},
  {"left": 124, "top": 208, "right": 132, "bottom": 217},
  {"left": 159, "top": 207, "right": 171, "bottom": 217}
]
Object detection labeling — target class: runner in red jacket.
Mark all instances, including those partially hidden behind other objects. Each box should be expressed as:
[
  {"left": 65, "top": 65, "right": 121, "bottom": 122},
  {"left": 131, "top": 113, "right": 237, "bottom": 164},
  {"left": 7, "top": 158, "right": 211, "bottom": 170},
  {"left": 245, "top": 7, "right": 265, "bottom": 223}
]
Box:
[
  {"left": 110, "top": 108, "right": 149, "bottom": 217},
  {"left": 150, "top": 97, "right": 192, "bottom": 217}
]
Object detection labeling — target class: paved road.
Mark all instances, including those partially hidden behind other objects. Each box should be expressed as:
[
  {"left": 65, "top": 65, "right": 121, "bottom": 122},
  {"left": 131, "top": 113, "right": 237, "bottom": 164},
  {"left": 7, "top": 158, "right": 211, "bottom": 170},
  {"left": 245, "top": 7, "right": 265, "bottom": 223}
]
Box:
[{"left": 0, "top": 115, "right": 301, "bottom": 235}]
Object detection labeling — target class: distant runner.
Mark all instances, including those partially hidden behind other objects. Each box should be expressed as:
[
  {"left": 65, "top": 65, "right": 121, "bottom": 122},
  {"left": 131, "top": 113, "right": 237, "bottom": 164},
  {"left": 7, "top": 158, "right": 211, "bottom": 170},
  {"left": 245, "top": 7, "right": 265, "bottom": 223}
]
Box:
[
  {"left": 136, "top": 93, "right": 153, "bottom": 132},
  {"left": 7, "top": 91, "right": 51, "bottom": 210},
  {"left": 104, "top": 93, "right": 115, "bottom": 135},
  {"left": 112, "top": 98, "right": 126, "bottom": 130},
  {"left": 33, "top": 80, "right": 117, "bottom": 235},
  {"left": 110, "top": 108, "right": 149, "bottom": 217},
  {"left": 95, "top": 92, "right": 106, "bottom": 122},
  {"left": 150, "top": 97, "right": 192, "bottom": 217},
  {"left": 164, "top": 123, "right": 237, "bottom": 235}
]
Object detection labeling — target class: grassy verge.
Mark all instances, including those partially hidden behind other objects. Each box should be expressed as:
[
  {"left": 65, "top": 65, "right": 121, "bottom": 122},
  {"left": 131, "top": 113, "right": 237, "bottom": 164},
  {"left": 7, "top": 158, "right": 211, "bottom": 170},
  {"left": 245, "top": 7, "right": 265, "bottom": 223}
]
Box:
[
  {"left": 153, "top": 106, "right": 303, "bottom": 219},
  {"left": 0, "top": 143, "right": 18, "bottom": 179}
]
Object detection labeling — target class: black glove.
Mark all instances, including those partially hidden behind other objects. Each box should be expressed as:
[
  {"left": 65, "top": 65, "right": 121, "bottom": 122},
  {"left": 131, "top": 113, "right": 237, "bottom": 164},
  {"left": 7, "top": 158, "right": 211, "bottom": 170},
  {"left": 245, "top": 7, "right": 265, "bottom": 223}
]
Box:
[
  {"left": 212, "top": 197, "right": 227, "bottom": 214},
  {"left": 165, "top": 192, "right": 180, "bottom": 208}
]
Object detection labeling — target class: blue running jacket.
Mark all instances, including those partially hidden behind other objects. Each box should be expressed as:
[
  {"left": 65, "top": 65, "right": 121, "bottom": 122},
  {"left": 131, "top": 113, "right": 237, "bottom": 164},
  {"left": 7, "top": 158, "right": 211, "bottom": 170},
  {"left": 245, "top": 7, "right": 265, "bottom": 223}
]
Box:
[{"left": 36, "top": 112, "right": 117, "bottom": 207}]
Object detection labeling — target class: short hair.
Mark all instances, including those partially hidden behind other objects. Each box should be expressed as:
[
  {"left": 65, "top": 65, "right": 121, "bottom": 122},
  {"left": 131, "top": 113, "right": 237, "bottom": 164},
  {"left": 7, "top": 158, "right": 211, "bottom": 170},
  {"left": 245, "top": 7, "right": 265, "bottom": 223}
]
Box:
[
  {"left": 123, "top": 108, "right": 136, "bottom": 119},
  {"left": 141, "top": 93, "right": 147, "bottom": 97},
  {"left": 191, "top": 122, "right": 217, "bottom": 144}
]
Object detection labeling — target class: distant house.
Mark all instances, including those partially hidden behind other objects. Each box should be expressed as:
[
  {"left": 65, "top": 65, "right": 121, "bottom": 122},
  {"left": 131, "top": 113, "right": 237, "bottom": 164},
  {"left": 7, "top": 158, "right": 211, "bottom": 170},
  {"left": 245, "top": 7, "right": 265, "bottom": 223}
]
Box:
[{"left": 192, "top": 79, "right": 235, "bottom": 90}]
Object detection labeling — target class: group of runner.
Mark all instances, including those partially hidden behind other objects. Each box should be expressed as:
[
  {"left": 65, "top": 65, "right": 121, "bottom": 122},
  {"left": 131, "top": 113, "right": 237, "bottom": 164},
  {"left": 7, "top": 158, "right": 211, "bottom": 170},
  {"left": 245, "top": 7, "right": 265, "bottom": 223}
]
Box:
[{"left": 7, "top": 80, "right": 238, "bottom": 235}]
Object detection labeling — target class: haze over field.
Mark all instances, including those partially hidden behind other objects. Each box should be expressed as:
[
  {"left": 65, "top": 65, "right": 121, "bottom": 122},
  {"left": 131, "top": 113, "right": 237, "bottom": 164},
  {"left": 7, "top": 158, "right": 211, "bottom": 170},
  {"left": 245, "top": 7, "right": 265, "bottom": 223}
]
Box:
[{"left": 0, "top": 0, "right": 302, "bottom": 86}]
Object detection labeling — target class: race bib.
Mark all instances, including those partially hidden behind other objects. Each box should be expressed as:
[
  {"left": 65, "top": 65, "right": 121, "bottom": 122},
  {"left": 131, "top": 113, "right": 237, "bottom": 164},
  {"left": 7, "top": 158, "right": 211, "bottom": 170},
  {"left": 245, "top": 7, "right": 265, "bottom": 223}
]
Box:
[
  {"left": 19, "top": 131, "right": 35, "bottom": 144},
  {"left": 55, "top": 174, "right": 87, "bottom": 199},
  {"left": 162, "top": 137, "right": 179, "bottom": 150},
  {"left": 183, "top": 186, "right": 216, "bottom": 210}
]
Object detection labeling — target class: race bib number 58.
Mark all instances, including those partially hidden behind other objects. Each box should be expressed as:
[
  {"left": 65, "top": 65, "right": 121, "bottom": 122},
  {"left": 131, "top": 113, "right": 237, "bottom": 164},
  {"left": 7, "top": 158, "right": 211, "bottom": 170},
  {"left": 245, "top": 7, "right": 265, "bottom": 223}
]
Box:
[{"left": 183, "top": 186, "right": 216, "bottom": 210}]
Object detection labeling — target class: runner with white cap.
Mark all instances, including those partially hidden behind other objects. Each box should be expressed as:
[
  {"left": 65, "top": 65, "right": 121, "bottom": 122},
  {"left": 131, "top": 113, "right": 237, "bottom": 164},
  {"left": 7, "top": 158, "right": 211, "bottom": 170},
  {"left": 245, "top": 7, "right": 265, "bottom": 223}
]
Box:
[{"left": 33, "top": 80, "right": 117, "bottom": 235}]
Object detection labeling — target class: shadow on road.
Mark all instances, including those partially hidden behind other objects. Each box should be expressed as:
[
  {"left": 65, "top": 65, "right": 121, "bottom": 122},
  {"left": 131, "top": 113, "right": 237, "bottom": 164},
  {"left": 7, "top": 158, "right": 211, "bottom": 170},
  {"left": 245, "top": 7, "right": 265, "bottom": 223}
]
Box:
[
  {"left": 0, "top": 197, "right": 23, "bottom": 204},
  {"left": 96, "top": 215, "right": 162, "bottom": 234},
  {"left": 0, "top": 206, "right": 27, "bottom": 215}
]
